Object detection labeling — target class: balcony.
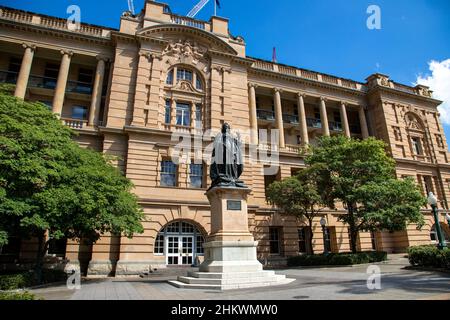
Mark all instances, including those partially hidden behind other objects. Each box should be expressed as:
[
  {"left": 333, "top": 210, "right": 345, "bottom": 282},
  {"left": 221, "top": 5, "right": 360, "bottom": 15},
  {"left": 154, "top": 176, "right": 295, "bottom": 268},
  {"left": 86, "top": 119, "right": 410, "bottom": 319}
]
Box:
[
  {"left": 257, "top": 109, "right": 275, "bottom": 121},
  {"left": 170, "top": 14, "right": 206, "bottom": 30},
  {"left": 329, "top": 121, "right": 343, "bottom": 132},
  {"left": 0, "top": 70, "right": 18, "bottom": 84},
  {"left": 62, "top": 118, "right": 88, "bottom": 129},
  {"left": 28, "top": 75, "right": 57, "bottom": 90},
  {"left": 66, "top": 80, "right": 93, "bottom": 95},
  {"left": 306, "top": 118, "right": 322, "bottom": 129},
  {"left": 282, "top": 114, "right": 299, "bottom": 124}
]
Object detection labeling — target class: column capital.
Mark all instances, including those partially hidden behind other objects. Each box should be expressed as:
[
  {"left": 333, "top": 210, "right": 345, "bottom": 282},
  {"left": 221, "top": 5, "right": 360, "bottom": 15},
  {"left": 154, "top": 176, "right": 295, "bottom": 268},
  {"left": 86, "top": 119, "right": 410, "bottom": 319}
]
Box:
[
  {"left": 248, "top": 83, "right": 258, "bottom": 89},
  {"left": 297, "top": 92, "right": 306, "bottom": 99},
  {"left": 96, "top": 54, "right": 109, "bottom": 62},
  {"left": 320, "top": 96, "right": 327, "bottom": 102},
  {"left": 273, "top": 88, "right": 283, "bottom": 94},
  {"left": 60, "top": 49, "right": 74, "bottom": 57},
  {"left": 22, "top": 43, "right": 36, "bottom": 51},
  {"left": 340, "top": 101, "right": 347, "bottom": 106}
]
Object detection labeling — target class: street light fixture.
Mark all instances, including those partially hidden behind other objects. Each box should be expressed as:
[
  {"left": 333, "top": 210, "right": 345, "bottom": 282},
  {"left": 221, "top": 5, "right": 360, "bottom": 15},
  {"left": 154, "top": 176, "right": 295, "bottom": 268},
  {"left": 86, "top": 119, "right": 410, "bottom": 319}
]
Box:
[
  {"left": 320, "top": 217, "right": 328, "bottom": 254},
  {"left": 427, "top": 192, "right": 447, "bottom": 250}
]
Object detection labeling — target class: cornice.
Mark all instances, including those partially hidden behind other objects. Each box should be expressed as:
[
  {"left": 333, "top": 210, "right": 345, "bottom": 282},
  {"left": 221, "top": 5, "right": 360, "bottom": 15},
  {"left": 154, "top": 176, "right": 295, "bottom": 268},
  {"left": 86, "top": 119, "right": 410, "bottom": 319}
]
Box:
[
  {"left": 248, "top": 68, "right": 367, "bottom": 98},
  {"left": 367, "top": 84, "right": 442, "bottom": 105}
]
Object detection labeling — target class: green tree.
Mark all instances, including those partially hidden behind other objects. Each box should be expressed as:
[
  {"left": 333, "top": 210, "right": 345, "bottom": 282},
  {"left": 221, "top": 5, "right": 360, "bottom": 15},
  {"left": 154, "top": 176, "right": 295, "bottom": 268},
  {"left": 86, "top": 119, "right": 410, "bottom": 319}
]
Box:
[
  {"left": 266, "top": 169, "right": 325, "bottom": 254},
  {"left": 0, "top": 90, "right": 144, "bottom": 280},
  {"left": 306, "top": 135, "right": 426, "bottom": 253}
]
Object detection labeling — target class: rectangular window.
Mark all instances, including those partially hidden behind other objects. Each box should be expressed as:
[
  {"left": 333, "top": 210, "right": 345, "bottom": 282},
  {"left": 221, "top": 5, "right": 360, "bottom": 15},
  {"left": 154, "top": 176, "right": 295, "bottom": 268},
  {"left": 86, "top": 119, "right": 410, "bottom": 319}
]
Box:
[
  {"left": 176, "top": 103, "right": 191, "bottom": 127},
  {"left": 411, "top": 137, "right": 422, "bottom": 155},
  {"left": 44, "top": 63, "right": 59, "bottom": 89},
  {"left": 314, "top": 108, "right": 321, "bottom": 120},
  {"left": 77, "top": 68, "right": 93, "bottom": 84},
  {"left": 6, "top": 57, "right": 21, "bottom": 83},
  {"left": 47, "top": 238, "right": 67, "bottom": 257},
  {"left": 334, "top": 111, "right": 341, "bottom": 123},
  {"left": 177, "top": 69, "right": 193, "bottom": 82},
  {"left": 71, "top": 106, "right": 88, "bottom": 120},
  {"left": 160, "top": 160, "right": 177, "bottom": 187},
  {"left": 154, "top": 234, "right": 164, "bottom": 255},
  {"left": 165, "top": 100, "right": 171, "bottom": 124},
  {"left": 196, "top": 235, "right": 204, "bottom": 255},
  {"left": 269, "top": 227, "right": 281, "bottom": 255},
  {"left": 190, "top": 163, "right": 204, "bottom": 188},
  {"left": 298, "top": 228, "right": 307, "bottom": 253}
]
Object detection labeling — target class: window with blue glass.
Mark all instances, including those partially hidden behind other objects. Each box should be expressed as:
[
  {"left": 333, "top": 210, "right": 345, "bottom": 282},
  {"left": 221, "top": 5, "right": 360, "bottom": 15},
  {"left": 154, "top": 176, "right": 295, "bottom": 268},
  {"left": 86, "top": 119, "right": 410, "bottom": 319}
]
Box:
[
  {"left": 196, "top": 75, "right": 203, "bottom": 90},
  {"left": 166, "top": 69, "right": 174, "bottom": 85},
  {"left": 176, "top": 103, "right": 191, "bottom": 127},
  {"left": 190, "top": 163, "right": 204, "bottom": 188},
  {"left": 72, "top": 106, "right": 87, "bottom": 120},
  {"left": 177, "top": 68, "right": 193, "bottom": 82},
  {"left": 160, "top": 160, "right": 177, "bottom": 187},
  {"left": 165, "top": 100, "right": 171, "bottom": 124}
]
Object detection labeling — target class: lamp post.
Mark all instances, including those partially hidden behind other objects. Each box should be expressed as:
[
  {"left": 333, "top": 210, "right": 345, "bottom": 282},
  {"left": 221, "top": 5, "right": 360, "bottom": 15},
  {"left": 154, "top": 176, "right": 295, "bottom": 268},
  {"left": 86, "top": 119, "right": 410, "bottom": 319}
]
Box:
[
  {"left": 446, "top": 213, "right": 450, "bottom": 227},
  {"left": 427, "top": 192, "right": 447, "bottom": 250},
  {"left": 320, "top": 217, "right": 328, "bottom": 254}
]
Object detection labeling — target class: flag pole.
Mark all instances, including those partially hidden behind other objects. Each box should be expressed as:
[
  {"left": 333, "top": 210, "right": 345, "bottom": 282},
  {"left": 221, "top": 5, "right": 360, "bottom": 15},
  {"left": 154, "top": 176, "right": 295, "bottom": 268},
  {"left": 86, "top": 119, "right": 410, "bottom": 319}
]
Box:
[{"left": 214, "top": 0, "right": 217, "bottom": 16}]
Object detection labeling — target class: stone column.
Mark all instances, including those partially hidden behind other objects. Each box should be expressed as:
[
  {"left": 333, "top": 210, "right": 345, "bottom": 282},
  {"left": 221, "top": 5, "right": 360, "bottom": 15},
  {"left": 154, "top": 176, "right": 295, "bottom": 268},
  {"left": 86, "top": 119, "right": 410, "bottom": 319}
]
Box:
[
  {"left": 88, "top": 56, "right": 107, "bottom": 126},
  {"left": 340, "top": 101, "right": 351, "bottom": 138},
  {"left": 319, "top": 97, "right": 330, "bottom": 136},
  {"left": 171, "top": 99, "right": 177, "bottom": 126},
  {"left": 274, "top": 88, "right": 285, "bottom": 148},
  {"left": 52, "top": 50, "right": 73, "bottom": 116},
  {"left": 248, "top": 83, "right": 258, "bottom": 145},
  {"left": 14, "top": 43, "right": 36, "bottom": 99},
  {"left": 297, "top": 93, "right": 309, "bottom": 145},
  {"left": 190, "top": 101, "right": 196, "bottom": 130},
  {"left": 359, "top": 106, "right": 369, "bottom": 139}
]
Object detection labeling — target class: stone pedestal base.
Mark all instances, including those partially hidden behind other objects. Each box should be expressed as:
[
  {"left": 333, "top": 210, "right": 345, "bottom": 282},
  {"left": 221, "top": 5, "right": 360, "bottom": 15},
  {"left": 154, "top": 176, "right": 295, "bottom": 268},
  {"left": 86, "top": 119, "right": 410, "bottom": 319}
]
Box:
[{"left": 169, "top": 186, "right": 294, "bottom": 290}]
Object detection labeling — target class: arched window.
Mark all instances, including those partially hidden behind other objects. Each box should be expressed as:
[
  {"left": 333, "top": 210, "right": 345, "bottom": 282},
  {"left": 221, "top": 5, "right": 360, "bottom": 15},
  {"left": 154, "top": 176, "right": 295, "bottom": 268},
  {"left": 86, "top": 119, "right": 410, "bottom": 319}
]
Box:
[
  {"left": 154, "top": 221, "right": 206, "bottom": 265},
  {"left": 405, "top": 112, "right": 429, "bottom": 159},
  {"left": 165, "top": 66, "right": 204, "bottom": 91}
]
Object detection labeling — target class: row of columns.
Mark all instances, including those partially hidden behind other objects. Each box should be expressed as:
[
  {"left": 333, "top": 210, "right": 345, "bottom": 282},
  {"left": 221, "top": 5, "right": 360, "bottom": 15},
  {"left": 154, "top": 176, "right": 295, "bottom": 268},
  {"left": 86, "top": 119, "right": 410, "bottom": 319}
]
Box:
[
  {"left": 13, "top": 42, "right": 107, "bottom": 126},
  {"left": 248, "top": 84, "right": 369, "bottom": 146}
]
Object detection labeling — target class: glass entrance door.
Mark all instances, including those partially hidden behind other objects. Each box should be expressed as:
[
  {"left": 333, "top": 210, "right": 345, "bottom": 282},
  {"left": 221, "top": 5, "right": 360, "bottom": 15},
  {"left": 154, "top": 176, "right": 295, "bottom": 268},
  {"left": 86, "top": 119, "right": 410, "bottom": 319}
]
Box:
[{"left": 166, "top": 236, "right": 194, "bottom": 265}]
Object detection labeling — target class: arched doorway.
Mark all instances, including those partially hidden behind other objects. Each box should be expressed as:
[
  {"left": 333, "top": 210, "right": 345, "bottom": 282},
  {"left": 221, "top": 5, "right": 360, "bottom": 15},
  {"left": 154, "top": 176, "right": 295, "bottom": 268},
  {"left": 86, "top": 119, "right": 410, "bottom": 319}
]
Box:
[{"left": 155, "top": 221, "right": 206, "bottom": 266}]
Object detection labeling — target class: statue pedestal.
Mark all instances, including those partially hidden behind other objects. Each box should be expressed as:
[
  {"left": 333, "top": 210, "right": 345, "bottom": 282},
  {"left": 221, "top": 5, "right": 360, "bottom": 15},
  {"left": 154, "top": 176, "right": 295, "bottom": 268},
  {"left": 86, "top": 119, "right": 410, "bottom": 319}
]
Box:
[{"left": 169, "top": 187, "right": 294, "bottom": 290}]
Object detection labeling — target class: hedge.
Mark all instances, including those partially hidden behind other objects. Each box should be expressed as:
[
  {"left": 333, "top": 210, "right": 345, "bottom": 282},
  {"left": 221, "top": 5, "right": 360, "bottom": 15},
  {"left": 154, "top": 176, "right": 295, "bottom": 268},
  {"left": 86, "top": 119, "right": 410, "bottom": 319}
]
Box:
[
  {"left": 407, "top": 245, "right": 450, "bottom": 269},
  {"left": 0, "top": 269, "right": 67, "bottom": 290},
  {"left": 0, "top": 291, "right": 37, "bottom": 300},
  {"left": 287, "top": 251, "right": 388, "bottom": 267}
]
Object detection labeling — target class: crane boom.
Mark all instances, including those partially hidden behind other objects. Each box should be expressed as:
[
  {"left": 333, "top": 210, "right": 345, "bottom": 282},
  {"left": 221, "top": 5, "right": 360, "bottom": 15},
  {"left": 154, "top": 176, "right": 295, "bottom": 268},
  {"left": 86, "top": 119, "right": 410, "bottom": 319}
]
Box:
[
  {"left": 127, "top": 0, "right": 135, "bottom": 15},
  {"left": 187, "top": 0, "right": 210, "bottom": 18}
]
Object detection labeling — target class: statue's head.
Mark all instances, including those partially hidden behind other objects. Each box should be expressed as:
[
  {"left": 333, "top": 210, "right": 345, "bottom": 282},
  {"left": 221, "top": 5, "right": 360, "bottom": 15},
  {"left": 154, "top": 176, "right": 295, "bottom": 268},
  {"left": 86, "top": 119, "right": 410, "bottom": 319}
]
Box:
[{"left": 222, "top": 123, "right": 231, "bottom": 134}]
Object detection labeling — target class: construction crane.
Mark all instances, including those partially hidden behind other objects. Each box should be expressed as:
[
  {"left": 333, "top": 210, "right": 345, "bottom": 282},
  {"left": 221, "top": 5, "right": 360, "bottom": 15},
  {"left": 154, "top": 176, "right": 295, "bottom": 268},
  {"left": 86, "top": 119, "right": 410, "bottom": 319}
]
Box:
[
  {"left": 187, "top": 0, "right": 210, "bottom": 18},
  {"left": 127, "top": 0, "right": 135, "bottom": 15}
]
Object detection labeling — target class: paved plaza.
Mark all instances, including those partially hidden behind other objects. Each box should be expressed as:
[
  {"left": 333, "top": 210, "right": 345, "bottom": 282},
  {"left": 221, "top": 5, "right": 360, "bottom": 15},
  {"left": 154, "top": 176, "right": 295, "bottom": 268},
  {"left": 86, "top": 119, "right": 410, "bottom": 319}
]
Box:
[{"left": 30, "top": 255, "right": 450, "bottom": 300}]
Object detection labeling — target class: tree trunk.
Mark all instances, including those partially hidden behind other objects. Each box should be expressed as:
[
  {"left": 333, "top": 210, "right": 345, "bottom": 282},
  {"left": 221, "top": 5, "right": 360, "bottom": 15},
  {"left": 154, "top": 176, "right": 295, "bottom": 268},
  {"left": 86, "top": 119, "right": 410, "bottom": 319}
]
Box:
[{"left": 347, "top": 204, "right": 358, "bottom": 254}]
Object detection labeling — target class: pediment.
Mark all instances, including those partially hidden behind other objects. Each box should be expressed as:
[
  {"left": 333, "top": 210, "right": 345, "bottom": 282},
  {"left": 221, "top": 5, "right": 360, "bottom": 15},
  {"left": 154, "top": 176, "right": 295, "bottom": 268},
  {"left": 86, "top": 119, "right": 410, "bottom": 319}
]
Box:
[{"left": 136, "top": 24, "right": 238, "bottom": 56}]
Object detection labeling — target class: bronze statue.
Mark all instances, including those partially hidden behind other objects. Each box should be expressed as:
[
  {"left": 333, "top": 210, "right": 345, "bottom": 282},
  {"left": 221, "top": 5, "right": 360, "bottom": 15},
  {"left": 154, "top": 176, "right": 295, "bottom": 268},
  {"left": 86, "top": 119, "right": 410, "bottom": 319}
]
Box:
[{"left": 209, "top": 123, "right": 246, "bottom": 189}]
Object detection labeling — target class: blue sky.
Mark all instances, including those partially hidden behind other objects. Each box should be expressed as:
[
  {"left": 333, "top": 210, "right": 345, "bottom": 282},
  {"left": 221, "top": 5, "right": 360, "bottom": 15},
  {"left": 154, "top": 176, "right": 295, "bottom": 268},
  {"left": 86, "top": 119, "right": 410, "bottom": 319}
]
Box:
[{"left": 2, "top": 0, "right": 450, "bottom": 142}]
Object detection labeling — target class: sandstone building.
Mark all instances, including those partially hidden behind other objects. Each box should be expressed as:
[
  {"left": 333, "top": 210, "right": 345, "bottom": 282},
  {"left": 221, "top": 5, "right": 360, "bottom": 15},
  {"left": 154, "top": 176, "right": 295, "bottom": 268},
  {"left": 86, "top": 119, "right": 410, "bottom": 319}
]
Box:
[{"left": 0, "top": 1, "right": 449, "bottom": 276}]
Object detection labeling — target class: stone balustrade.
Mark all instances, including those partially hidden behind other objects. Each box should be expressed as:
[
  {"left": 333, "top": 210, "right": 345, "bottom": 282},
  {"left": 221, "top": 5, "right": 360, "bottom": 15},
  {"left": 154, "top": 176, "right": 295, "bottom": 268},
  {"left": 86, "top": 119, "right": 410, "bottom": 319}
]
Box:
[{"left": 0, "top": 6, "right": 113, "bottom": 38}]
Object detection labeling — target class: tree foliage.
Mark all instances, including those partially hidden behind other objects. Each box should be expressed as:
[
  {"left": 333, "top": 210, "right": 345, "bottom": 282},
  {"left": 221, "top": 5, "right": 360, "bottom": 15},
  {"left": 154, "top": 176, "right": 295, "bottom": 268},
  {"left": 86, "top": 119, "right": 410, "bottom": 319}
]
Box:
[
  {"left": 266, "top": 169, "right": 325, "bottom": 254},
  {"left": 305, "top": 135, "right": 426, "bottom": 253},
  {"left": 0, "top": 91, "right": 144, "bottom": 267}
]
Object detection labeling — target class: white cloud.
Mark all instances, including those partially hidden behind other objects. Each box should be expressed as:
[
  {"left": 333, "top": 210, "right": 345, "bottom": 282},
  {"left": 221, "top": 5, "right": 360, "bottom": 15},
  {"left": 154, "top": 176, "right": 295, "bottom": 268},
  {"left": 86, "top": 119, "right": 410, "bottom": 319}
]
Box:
[{"left": 416, "top": 59, "right": 450, "bottom": 124}]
